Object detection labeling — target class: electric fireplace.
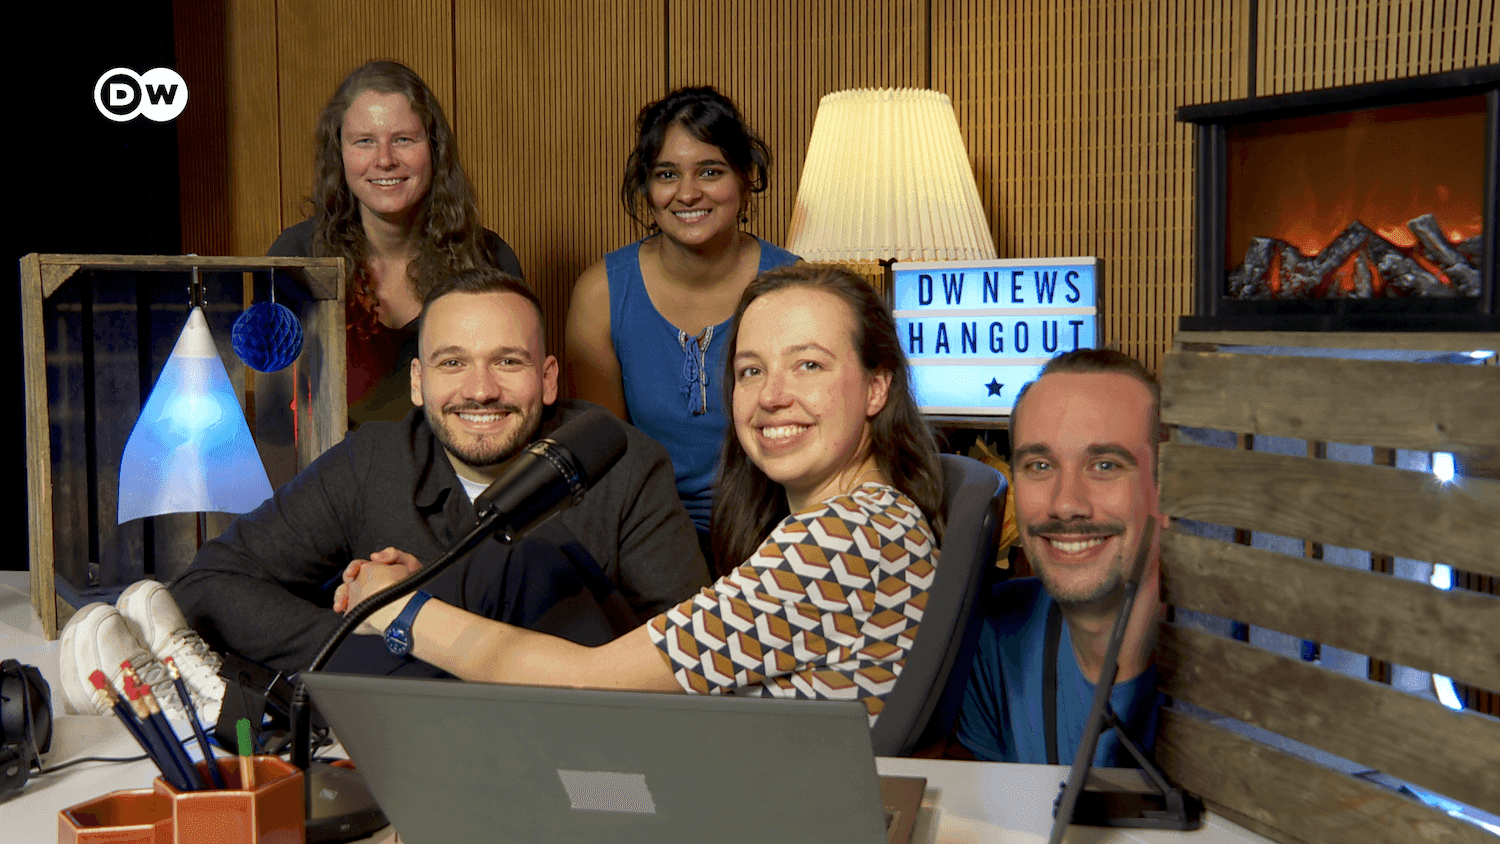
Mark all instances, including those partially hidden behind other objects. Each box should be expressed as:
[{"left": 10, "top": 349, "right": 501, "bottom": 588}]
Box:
[{"left": 1177, "top": 65, "right": 1499, "bottom": 332}]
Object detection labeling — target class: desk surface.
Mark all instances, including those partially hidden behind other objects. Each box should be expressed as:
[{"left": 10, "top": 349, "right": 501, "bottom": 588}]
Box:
[{"left": 0, "top": 571, "right": 1272, "bottom": 844}]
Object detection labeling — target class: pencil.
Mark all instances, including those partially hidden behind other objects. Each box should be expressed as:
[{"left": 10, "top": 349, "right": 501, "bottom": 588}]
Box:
[
  {"left": 121, "top": 674, "right": 194, "bottom": 791},
  {"left": 163, "top": 657, "right": 226, "bottom": 788},
  {"left": 122, "top": 663, "right": 206, "bottom": 791},
  {"left": 236, "top": 718, "right": 256, "bottom": 790},
  {"left": 89, "top": 670, "right": 176, "bottom": 785}
]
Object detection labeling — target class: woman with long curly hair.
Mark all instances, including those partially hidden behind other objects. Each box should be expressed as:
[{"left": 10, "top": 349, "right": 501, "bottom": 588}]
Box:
[
  {"left": 566, "top": 87, "right": 800, "bottom": 559},
  {"left": 270, "top": 60, "right": 523, "bottom": 425},
  {"left": 340, "top": 264, "right": 945, "bottom": 723}
]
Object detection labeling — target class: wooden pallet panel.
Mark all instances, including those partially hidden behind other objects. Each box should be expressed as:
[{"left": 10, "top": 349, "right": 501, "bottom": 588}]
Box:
[
  {"left": 1161, "top": 351, "right": 1500, "bottom": 453},
  {"left": 1157, "top": 623, "right": 1500, "bottom": 813},
  {"left": 1161, "top": 530, "right": 1500, "bottom": 691},
  {"left": 1159, "top": 441, "right": 1500, "bottom": 577},
  {"left": 1173, "top": 330, "right": 1500, "bottom": 353},
  {"left": 1156, "top": 710, "right": 1492, "bottom": 844}
]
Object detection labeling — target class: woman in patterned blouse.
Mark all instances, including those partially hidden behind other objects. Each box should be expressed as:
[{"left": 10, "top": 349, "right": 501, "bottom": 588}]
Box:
[{"left": 340, "top": 264, "right": 945, "bottom": 719}]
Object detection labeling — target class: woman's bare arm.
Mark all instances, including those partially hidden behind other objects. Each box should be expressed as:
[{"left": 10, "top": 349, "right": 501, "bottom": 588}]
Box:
[
  {"left": 406, "top": 599, "right": 677, "bottom": 691},
  {"left": 564, "top": 261, "right": 628, "bottom": 420},
  {"left": 348, "top": 555, "right": 679, "bottom": 692}
]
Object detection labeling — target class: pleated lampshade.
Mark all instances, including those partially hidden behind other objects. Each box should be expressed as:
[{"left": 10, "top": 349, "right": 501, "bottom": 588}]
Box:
[{"left": 786, "top": 88, "right": 996, "bottom": 263}]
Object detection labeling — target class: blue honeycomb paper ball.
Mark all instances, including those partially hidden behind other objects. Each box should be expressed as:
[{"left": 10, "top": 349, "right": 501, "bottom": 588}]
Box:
[{"left": 232, "top": 302, "right": 304, "bottom": 372}]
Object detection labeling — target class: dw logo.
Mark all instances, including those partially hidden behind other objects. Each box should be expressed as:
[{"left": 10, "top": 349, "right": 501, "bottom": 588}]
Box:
[{"left": 93, "top": 67, "right": 188, "bottom": 122}]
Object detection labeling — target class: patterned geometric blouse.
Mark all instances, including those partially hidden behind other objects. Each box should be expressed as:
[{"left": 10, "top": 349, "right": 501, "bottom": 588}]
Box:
[{"left": 649, "top": 484, "right": 939, "bottom": 722}]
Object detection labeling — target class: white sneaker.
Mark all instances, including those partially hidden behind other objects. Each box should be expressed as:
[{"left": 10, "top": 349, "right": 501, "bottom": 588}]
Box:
[
  {"left": 58, "top": 602, "right": 163, "bottom": 715},
  {"left": 116, "top": 580, "right": 225, "bottom": 726}
]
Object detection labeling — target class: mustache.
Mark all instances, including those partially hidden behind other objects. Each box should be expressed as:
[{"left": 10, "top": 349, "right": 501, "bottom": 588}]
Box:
[
  {"left": 443, "top": 401, "right": 523, "bottom": 414},
  {"left": 1025, "top": 519, "right": 1124, "bottom": 538}
]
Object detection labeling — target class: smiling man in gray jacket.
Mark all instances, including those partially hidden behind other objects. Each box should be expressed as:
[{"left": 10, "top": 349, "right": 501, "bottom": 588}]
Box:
[{"left": 171, "top": 268, "right": 709, "bottom": 676}]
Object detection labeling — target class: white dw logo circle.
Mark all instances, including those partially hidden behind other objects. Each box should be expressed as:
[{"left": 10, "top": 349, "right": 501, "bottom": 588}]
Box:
[{"left": 94, "top": 67, "right": 188, "bottom": 122}]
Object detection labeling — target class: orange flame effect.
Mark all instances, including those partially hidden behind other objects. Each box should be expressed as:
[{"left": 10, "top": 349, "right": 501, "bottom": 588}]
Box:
[{"left": 1226, "top": 97, "right": 1485, "bottom": 297}]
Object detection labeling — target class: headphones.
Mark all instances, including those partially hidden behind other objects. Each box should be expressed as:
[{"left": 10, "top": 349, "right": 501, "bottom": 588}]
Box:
[{"left": 1, "top": 659, "right": 52, "bottom": 798}]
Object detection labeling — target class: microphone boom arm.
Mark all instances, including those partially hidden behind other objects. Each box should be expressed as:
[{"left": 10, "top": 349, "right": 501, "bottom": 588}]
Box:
[
  {"left": 291, "top": 502, "right": 510, "bottom": 769},
  {"left": 289, "top": 412, "right": 622, "bottom": 772}
]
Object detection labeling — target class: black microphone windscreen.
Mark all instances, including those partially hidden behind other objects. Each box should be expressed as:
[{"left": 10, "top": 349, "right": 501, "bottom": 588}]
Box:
[{"left": 549, "top": 409, "right": 628, "bottom": 484}]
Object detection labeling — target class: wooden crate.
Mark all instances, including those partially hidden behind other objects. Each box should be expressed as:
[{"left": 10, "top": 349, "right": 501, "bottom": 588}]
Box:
[
  {"left": 1154, "top": 330, "right": 1499, "bottom": 844},
  {"left": 21, "top": 254, "right": 345, "bottom": 639}
]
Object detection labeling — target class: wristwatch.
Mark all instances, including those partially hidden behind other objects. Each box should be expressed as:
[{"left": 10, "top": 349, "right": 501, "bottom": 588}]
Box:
[{"left": 383, "top": 590, "right": 434, "bottom": 656}]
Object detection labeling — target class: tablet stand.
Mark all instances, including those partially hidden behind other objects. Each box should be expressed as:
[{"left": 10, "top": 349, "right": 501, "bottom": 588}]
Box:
[{"left": 1045, "top": 517, "right": 1203, "bottom": 843}]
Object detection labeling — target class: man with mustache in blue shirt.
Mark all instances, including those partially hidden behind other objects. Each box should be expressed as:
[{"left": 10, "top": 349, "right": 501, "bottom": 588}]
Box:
[{"left": 955, "top": 349, "right": 1165, "bottom": 767}]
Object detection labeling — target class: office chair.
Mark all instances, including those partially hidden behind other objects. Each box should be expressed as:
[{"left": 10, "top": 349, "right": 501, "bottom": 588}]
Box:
[{"left": 869, "top": 453, "right": 1006, "bottom": 757}]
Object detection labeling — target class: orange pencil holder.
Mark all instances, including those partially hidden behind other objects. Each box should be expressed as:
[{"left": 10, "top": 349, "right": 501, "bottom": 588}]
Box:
[{"left": 58, "top": 756, "right": 305, "bottom": 844}]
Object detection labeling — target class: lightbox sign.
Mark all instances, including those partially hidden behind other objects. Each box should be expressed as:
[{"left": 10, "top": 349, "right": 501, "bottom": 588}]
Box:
[{"left": 892, "top": 258, "right": 1098, "bottom": 415}]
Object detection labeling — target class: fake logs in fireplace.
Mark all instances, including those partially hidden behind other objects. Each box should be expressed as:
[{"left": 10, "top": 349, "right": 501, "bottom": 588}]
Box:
[{"left": 1228, "top": 213, "right": 1483, "bottom": 301}]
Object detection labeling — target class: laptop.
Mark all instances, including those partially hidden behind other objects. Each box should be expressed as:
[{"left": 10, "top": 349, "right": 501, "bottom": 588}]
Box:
[{"left": 301, "top": 672, "right": 925, "bottom": 844}]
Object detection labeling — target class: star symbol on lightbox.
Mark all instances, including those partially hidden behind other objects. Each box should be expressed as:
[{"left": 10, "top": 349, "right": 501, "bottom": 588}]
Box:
[{"left": 985, "top": 378, "right": 1004, "bottom": 397}]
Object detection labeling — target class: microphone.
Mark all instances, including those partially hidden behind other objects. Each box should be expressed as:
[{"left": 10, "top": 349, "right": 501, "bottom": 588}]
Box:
[
  {"left": 474, "top": 409, "right": 629, "bottom": 542},
  {"left": 292, "top": 409, "right": 630, "bottom": 778}
]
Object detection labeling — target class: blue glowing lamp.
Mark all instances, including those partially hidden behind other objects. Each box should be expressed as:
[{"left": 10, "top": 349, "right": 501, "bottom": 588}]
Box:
[{"left": 118, "top": 307, "right": 273, "bottom": 523}]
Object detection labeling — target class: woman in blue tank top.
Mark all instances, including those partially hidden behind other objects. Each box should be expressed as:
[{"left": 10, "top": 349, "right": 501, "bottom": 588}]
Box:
[{"left": 567, "top": 87, "right": 800, "bottom": 560}]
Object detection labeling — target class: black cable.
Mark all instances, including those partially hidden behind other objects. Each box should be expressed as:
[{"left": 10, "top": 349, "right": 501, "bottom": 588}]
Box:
[{"left": 36, "top": 754, "right": 150, "bottom": 775}]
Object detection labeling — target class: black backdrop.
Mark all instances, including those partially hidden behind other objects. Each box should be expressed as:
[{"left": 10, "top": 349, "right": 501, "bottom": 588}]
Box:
[{"left": 9, "top": 3, "right": 181, "bottom": 571}]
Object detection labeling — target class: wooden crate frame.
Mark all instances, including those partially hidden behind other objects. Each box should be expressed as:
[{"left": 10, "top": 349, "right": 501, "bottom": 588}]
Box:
[
  {"left": 1154, "top": 329, "right": 1499, "bottom": 844},
  {"left": 20, "top": 254, "right": 345, "bottom": 638}
]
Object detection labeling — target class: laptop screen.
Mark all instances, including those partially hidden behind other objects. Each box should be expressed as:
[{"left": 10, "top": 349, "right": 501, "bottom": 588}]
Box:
[{"left": 302, "top": 673, "right": 892, "bottom": 844}]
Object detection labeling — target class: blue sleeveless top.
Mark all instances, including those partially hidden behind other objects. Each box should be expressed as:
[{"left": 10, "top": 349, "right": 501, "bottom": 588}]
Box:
[{"left": 606, "top": 237, "right": 800, "bottom": 530}]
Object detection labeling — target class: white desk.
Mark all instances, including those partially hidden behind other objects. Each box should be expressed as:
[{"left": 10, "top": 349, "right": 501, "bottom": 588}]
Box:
[{"left": 0, "top": 571, "right": 1271, "bottom": 843}]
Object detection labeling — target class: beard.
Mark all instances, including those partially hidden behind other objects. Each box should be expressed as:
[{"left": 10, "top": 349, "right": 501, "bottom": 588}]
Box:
[
  {"left": 425, "top": 399, "right": 542, "bottom": 474},
  {"left": 1039, "top": 565, "right": 1124, "bottom": 613},
  {"left": 1023, "top": 519, "right": 1127, "bottom": 613}
]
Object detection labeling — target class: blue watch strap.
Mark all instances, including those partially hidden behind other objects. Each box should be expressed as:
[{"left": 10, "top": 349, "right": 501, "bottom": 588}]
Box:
[{"left": 383, "top": 590, "right": 434, "bottom": 656}]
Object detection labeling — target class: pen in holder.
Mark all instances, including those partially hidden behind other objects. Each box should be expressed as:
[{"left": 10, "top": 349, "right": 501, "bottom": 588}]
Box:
[{"left": 58, "top": 755, "right": 305, "bottom": 844}]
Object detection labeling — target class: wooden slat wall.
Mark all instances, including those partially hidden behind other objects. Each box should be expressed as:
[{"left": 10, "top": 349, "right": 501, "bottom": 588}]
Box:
[
  {"left": 175, "top": 0, "right": 282, "bottom": 257},
  {"left": 273, "top": 0, "right": 456, "bottom": 234},
  {"left": 932, "top": 1, "right": 1247, "bottom": 373},
  {"left": 1259, "top": 0, "right": 1499, "bottom": 94},
  {"left": 670, "top": 0, "right": 927, "bottom": 268},
  {"left": 1156, "top": 347, "right": 1500, "bottom": 840},
  {"left": 1155, "top": 710, "right": 1497, "bottom": 844},
  {"left": 458, "top": 0, "right": 664, "bottom": 358},
  {"left": 173, "top": 1, "right": 1497, "bottom": 375},
  {"left": 1157, "top": 624, "right": 1500, "bottom": 815}
]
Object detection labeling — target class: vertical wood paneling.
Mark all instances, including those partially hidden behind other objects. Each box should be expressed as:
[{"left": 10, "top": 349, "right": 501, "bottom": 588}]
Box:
[
  {"left": 177, "top": 0, "right": 1498, "bottom": 373},
  {"left": 1259, "top": 0, "right": 1499, "bottom": 96},
  {"left": 175, "top": 0, "right": 282, "bottom": 256},
  {"left": 668, "top": 0, "right": 927, "bottom": 275},
  {"left": 457, "top": 0, "right": 663, "bottom": 359},
  {"left": 274, "top": 0, "right": 455, "bottom": 231},
  {"left": 932, "top": 1, "right": 1247, "bottom": 373}
]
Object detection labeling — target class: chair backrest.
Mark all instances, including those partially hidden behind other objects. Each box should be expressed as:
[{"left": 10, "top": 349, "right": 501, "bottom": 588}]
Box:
[
  {"left": 1154, "top": 341, "right": 1500, "bottom": 844},
  {"left": 869, "top": 453, "right": 1005, "bottom": 757}
]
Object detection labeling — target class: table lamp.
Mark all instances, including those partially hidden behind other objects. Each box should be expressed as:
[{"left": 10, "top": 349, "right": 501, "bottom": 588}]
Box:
[{"left": 786, "top": 87, "right": 997, "bottom": 286}]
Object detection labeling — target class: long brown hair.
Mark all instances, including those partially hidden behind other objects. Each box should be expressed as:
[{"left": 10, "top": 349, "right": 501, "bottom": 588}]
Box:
[
  {"left": 308, "top": 60, "right": 491, "bottom": 337},
  {"left": 709, "top": 265, "right": 945, "bottom": 574}
]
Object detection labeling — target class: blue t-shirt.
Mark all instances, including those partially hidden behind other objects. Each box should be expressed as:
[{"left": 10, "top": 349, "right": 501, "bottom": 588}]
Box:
[
  {"left": 606, "top": 236, "right": 800, "bottom": 531},
  {"left": 955, "top": 578, "right": 1162, "bottom": 766}
]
